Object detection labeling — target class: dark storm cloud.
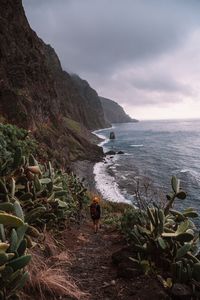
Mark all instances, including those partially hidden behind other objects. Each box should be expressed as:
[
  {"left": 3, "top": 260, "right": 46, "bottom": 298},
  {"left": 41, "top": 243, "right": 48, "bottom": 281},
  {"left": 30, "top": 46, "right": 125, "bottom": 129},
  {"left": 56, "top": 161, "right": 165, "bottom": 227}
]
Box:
[
  {"left": 22, "top": 0, "right": 200, "bottom": 75},
  {"left": 131, "top": 75, "right": 192, "bottom": 94},
  {"left": 22, "top": 0, "right": 200, "bottom": 118}
]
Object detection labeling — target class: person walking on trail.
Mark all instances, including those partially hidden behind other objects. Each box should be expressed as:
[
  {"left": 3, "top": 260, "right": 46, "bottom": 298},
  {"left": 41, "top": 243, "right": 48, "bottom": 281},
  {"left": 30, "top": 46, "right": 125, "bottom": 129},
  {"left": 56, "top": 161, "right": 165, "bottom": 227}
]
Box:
[{"left": 90, "top": 196, "right": 101, "bottom": 233}]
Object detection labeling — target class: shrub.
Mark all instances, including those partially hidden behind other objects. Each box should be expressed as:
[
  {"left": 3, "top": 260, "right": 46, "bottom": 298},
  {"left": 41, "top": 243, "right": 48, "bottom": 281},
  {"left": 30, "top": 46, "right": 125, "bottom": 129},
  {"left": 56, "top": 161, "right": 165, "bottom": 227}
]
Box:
[
  {"left": 0, "top": 124, "right": 37, "bottom": 176},
  {"left": 0, "top": 124, "right": 89, "bottom": 298},
  {"left": 121, "top": 176, "right": 200, "bottom": 284}
]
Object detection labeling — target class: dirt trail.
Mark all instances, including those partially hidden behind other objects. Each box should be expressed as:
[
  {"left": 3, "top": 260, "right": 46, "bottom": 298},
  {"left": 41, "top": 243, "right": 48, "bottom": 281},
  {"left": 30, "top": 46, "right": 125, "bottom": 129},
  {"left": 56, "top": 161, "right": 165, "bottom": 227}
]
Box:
[
  {"left": 67, "top": 222, "right": 123, "bottom": 299},
  {"left": 65, "top": 222, "right": 168, "bottom": 300}
]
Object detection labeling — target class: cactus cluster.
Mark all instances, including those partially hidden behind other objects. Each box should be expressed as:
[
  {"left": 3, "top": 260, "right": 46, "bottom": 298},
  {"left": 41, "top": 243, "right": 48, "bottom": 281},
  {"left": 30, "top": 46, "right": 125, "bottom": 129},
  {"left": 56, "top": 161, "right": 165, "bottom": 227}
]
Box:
[
  {"left": 0, "top": 123, "right": 89, "bottom": 298},
  {"left": 0, "top": 199, "right": 31, "bottom": 299},
  {"left": 16, "top": 158, "right": 89, "bottom": 229},
  {"left": 121, "top": 176, "right": 200, "bottom": 285},
  {"left": 0, "top": 151, "right": 89, "bottom": 232},
  {"left": 0, "top": 124, "right": 36, "bottom": 177}
]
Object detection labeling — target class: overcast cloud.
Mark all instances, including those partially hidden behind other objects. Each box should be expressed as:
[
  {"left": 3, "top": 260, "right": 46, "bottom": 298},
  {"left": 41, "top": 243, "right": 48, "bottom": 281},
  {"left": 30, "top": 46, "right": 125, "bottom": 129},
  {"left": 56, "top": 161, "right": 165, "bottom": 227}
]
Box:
[{"left": 23, "top": 0, "right": 200, "bottom": 120}]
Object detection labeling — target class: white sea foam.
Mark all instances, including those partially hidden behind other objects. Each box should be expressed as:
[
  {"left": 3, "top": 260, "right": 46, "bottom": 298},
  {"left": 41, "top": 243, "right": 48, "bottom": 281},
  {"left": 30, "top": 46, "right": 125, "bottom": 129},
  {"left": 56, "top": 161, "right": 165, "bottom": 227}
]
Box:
[
  {"left": 179, "top": 169, "right": 200, "bottom": 182},
  {"left": 93, "top": 157, "right": 131, "bottom": 203},
  {"left": 92, "top": 128, "right": 131, "bottom": 203},
  {"left": 180, "top": 169, "right": 191, "bottom": 173},
  {"left": 130, "top": 144, "right": 144, "bottom": 147},
  {"left": 92, "top": 128, "right": 111, "bottom": 151}
]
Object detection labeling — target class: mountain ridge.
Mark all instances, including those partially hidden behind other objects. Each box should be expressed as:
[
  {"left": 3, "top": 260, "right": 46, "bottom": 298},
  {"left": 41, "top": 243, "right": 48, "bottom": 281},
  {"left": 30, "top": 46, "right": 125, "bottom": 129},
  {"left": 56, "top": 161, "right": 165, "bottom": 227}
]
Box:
[
  {"left": 100, "top": 97, "right": 138, "bottom": 124},
  {"left": 0, "top": 0, "right": 106, "bottom": 165},
  {"left": 0, "top": 0, "right": 137, "bottom": 166}
]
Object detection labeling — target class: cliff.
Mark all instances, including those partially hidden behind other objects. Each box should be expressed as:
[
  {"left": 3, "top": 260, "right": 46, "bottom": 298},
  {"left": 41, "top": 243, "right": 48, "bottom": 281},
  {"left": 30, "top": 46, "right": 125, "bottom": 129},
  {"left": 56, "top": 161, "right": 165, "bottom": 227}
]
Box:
[
  {"left": 0, "top": 0, "right": 108, "bottom": 164},
  {"left": 70, "top": 74, "right": 111, "bottom": 129},
  {"left": 100, "top": 97, "right": 138, "bottom": 124}
]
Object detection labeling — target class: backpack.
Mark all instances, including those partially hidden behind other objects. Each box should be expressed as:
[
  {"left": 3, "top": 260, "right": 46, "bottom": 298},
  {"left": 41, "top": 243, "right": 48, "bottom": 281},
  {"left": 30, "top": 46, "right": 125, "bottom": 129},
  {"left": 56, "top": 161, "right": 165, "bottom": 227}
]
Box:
[{"left": 90, "top": 203, "right": 98, "bottom": 218}]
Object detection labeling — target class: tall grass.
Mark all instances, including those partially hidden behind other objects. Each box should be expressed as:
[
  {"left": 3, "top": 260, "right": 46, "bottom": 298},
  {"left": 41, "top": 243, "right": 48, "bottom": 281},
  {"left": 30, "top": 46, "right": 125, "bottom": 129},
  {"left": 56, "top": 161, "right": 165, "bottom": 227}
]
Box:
[{"left": 22, "top": 232, "right": 88, "bottom": 300}]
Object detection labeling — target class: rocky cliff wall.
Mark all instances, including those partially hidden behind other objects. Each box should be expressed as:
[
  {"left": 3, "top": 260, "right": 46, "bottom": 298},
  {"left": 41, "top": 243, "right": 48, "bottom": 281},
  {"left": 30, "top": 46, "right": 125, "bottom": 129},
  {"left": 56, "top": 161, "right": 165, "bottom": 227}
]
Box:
[
  {"left": 100, "top": 97, "right": 138, "bottom": 124},
  {"left": 70, "top": 74, "right": 111, "bottom": 129},
  {"left": 0, "top": 0, "right": 107, "bottom": 164}
]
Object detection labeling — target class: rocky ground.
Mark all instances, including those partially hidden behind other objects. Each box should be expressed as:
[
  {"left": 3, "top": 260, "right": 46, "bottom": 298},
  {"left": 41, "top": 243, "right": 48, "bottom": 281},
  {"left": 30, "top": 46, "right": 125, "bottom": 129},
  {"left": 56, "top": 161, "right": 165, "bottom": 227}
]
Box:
[
  {"left": 64, "top": 221, "right": 169, "bottom": 300},
  {"left": 68, "top": 161, "right": 171, "bottom": 299}
]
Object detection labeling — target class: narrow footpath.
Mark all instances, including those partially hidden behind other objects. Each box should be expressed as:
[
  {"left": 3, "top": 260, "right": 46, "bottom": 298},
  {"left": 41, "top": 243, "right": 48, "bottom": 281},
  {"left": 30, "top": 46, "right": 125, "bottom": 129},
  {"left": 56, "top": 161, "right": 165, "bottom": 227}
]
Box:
[{"left": 65, "top": 222, "right": 168, "bottom": 300}]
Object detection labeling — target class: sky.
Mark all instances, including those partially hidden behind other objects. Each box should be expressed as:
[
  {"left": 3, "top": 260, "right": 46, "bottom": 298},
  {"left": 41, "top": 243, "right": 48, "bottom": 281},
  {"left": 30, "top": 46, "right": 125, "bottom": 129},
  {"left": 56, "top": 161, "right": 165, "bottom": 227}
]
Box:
[{"left": 23, "top": 0, "right": 200, "bottom": 120}]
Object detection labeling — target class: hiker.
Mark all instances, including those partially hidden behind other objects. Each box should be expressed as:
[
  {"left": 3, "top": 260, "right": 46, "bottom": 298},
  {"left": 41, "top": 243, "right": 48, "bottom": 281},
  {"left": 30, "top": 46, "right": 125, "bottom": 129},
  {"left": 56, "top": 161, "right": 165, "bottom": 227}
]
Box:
[{"left": 90, "top": 196, "right": 101, "bottom": 233}]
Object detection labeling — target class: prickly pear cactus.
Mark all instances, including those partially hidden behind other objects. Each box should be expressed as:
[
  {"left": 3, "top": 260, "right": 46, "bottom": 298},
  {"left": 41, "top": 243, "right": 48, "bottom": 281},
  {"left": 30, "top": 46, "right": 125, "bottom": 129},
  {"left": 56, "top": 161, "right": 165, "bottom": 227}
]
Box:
[
  {"left": 121, "top": 176, "right": 200, "bottom": 285},
  {"left": 0, "top": 123, "right": 90, "bottom": 298},
  {"left": 0, "top": 209, "right": 31, "bottom": 298}
]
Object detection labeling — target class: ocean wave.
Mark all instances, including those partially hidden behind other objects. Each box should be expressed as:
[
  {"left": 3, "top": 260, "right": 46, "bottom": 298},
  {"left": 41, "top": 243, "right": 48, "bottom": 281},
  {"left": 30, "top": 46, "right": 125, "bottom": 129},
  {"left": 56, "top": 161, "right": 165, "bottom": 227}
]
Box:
[
  {"left": 93, "top": 158, "right": 131, "bottom": 203},
  {"left": 92, "top": 128, "right": 112, "bottom": 151},
  {"left": 130, "top": 144, "right": 144, "bottom": 147},
  {"left": 109, "top": 165, "right": 116, "bottom": 170},
  {"left": 178, "top": 169, "right": 200, "bottom": 183}
]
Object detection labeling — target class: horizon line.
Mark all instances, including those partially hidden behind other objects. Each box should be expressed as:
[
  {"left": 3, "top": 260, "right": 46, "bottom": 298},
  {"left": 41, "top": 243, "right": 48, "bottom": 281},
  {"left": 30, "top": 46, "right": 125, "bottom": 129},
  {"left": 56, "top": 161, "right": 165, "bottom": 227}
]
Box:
[{"left": 134, "top": 117, "right": 200, "bottom": 122}]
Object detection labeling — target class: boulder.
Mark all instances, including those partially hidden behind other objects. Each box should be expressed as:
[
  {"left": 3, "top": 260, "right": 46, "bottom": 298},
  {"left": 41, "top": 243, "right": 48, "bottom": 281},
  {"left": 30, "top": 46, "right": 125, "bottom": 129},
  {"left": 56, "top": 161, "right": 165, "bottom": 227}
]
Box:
[
  {"left": 109, "top": 131, "right": 116, "bottom": 139},
  {"left": 105, "top": 150, "right": 116, "bottom": 155},
  {"left": 117, "top": 151, "right": 124, "bottom": 154}
]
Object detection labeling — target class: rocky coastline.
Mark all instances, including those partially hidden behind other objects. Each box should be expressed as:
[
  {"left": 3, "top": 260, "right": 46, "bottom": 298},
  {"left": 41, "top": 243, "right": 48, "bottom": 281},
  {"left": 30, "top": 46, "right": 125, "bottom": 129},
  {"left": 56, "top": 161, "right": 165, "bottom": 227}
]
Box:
[{"left": 71, "top": 129, "right": 126, "bottom": 201}]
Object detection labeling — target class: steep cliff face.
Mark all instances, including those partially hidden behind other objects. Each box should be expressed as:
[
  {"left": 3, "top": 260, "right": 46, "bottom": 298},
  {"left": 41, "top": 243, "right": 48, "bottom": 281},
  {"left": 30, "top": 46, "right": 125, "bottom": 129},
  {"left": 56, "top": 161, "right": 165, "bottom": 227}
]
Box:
[
  {"left": 43, "top": 47, "right": 109, "bottom": 130},
  {"left": 0, "top": 0, "right": 107, "bottom": 164},
  {"left": 70, "top": 74, "right": 111, "bottom": 129},
  {"left": 100, "top": 97, "right": 138, "bottom": 124}
]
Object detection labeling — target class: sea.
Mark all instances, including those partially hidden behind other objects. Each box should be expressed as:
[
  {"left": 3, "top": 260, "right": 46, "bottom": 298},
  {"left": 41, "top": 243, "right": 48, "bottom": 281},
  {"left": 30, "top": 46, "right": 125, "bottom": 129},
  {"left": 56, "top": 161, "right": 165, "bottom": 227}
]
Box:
[{"left": 93, "top": 119, "right": 200, "bottom": 215}]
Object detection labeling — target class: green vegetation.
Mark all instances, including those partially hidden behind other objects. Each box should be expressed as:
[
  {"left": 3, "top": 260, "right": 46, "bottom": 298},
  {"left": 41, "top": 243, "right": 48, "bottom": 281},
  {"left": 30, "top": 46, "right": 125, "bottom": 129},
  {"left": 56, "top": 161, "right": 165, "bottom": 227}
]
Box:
[
  {"left": 1, "top": 123, "right": 200, "bottom": 298},
  {"left": 0, "top": 124, "right": 37, "bottom": 176},
  {"left": 0, "top": 123, "right": 89, "bottom": 299},
  {"left": 100, "top": 200, "right": 130, "bottom": 228},
  {"left": 64, "top": 117, "right": 82, "bottom": 135},
  {"left": 121, "top": 176, "right": 200, "bottom": 289}
]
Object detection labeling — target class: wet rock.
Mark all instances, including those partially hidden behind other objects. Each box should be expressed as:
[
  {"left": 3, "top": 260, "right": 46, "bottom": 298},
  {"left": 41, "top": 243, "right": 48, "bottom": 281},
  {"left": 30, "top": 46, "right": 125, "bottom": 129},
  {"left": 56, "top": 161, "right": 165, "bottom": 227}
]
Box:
[
  {"left": 109, "top": 131, "right": 116, "bottom": 139},
  {"left": 117, "top": 151, "right": 124, "bottom": 154},
  {"left": 105, "top": 150, "right": 116, "bottom": 155}
]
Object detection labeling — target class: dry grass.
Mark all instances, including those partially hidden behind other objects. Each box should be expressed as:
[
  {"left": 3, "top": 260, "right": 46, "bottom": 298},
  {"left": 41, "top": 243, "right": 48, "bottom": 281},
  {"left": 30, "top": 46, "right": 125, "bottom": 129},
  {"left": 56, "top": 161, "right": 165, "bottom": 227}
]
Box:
[
  {"left": 22, "top": 231, "right": 88, "bottom": 300},
  {"left": 42, "top": 231, "right": 60, "bottom": 257},
  {"left": 31, "top": 266, "right": 87, "bottom": 300},
  {"left": 52, "top": 251, "right": 72, "bottom": 266}
]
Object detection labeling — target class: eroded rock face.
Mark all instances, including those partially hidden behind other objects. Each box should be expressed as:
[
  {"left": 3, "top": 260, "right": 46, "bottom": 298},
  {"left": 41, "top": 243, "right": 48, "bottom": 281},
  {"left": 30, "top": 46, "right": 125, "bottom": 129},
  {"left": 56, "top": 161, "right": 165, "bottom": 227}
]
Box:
[
  {"left": 0, "top": 0, "right": 107, "bottom": 164},
  {"left": 70, "top": 74, "right": 111, "bottom": 130},
  {"left": 100, "top": 97, "right": 138, "bottom": 124}
]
